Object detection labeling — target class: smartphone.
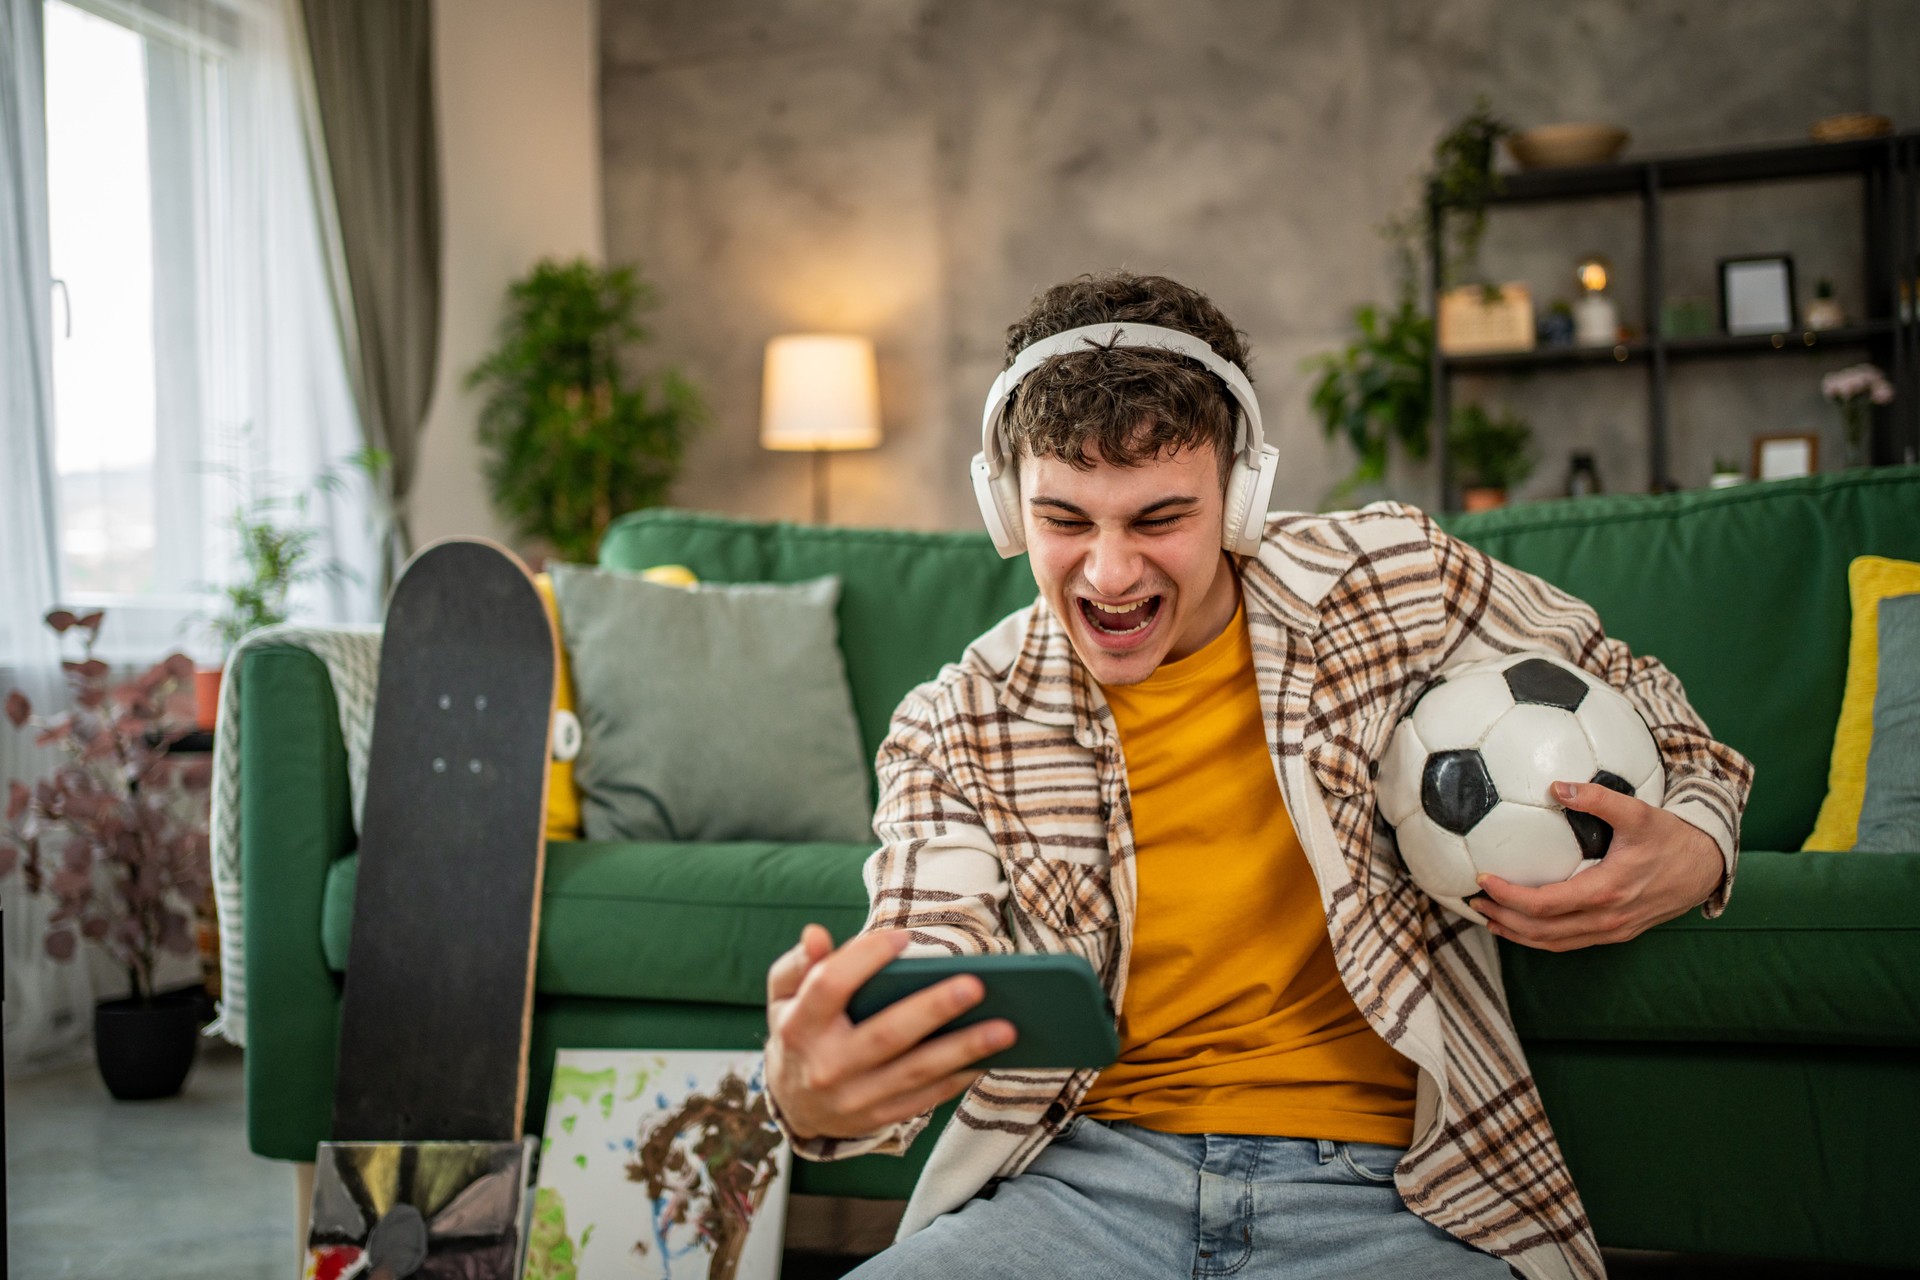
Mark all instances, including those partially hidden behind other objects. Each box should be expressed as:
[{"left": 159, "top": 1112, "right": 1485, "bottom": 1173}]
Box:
[{"left": 846, "top": 952, "right": 1120, "bottom": 1071}]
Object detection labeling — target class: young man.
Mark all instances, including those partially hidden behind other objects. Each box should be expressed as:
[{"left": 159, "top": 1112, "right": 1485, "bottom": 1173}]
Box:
[{"left": 763, "top": 272, "right": 1752, "bottom": 1279}]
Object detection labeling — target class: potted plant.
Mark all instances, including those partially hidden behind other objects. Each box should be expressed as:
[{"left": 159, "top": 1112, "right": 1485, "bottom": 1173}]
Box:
[
  {"left": 3, "top": 610, "right": 212, "bottom": 1100},
  {"left": 1309, "top": 99, "right": 1511, "bottom": 502},
  {"left": 468, "top": 258, "right": 705, "bottom": 563},
  {"left": 196, "top": 447, "right": 387, "bottom": 728},
  {"left": 1710, "top": 456, "right": 1745, "bottom": 489},
  {"left": 1449, "top": 404, "right": 1535, "bottom": 511}
]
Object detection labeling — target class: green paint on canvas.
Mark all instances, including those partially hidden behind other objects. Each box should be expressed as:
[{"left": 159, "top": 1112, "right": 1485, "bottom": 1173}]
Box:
[
  {"left": 521, "top": 1187, "right": 579, "bottom": 1280},
  {"left": 550, "top": 1065, "right": 617, "bottom": 1105},
  {"left": 623, "top": 1066, "right": 656, "bottom": 1101},
  {"left": 581, "top": 1223, "right": 594, "bottom": 1249},
  {"left": 574, "top": 1153, "right": 587, "bottom": 1170},
  {"left": 560, "top": 1115, "right": 575, "bottom": 1134},
  {"left": 599, "top": 1090, "right": 615, "bottom": 1121}
]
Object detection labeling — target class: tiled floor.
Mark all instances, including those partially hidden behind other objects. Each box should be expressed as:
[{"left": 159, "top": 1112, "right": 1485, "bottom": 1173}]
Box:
[{"left": 4, "top": 1044, "right": 1905, "bottom": 1278}]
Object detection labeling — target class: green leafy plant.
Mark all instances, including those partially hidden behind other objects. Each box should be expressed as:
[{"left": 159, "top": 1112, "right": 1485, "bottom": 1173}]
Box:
[
  {"left": 1449, "top": 403, "right": 1535, "bottom": 492},
  {"left": 203, "top": 448, "right": 388, "bottom": 655},
  {"left": 468, "top": 258, "right": 705, "bottom": 563},
  {"left": 1310, "top": 99, "right": 1511, "bottom": 502},
  {"left": 1304, "top": 296, "right": 1434, "bottom": 503}
]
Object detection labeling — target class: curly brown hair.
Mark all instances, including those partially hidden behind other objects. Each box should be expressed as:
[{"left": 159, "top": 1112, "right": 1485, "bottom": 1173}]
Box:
[{"left": 1001, "top": 271, "right": 1252, "bottom": 482}]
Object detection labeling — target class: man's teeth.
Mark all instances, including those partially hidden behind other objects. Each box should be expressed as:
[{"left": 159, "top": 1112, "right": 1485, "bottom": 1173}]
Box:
[{"left": 1083, "top": 597, "right": 1158, "bottom": 634}]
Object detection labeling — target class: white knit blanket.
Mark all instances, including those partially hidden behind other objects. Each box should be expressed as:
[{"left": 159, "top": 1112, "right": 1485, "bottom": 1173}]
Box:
[{"left": 206, "top": 624, "right": 381, "bottom": 1046}]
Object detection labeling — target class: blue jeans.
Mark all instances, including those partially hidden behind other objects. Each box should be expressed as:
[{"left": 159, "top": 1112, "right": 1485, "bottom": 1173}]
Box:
[{"left": 847, "top": 1115, "right": 1518, "bottom": 1278}]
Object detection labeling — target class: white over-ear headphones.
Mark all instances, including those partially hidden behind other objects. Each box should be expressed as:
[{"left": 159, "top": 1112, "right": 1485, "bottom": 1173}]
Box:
[{"left": 970, "top": 322, "right": 1280, "bottom": 559}]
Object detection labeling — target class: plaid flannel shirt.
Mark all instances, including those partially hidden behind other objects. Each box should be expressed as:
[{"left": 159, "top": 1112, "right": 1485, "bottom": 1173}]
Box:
[{"left": 782, "top": 502, "right": 1752, "bottom": 1280}]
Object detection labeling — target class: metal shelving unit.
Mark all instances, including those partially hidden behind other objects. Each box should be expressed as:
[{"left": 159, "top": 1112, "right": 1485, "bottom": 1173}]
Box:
[{"left": 1429, "top": 132, "right": 1920, "bottom": 511}]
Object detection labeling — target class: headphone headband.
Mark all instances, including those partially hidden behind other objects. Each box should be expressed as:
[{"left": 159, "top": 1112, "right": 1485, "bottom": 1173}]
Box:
[
  {"left": 978, "top": 323, "right": 1265, "bottom": 471},
  {"left": 971, "top": 321, "right": 1279, "bottom": 558}
]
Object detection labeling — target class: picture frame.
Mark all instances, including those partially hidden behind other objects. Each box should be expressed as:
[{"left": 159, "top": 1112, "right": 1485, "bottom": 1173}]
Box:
[
  {"left": 1752, "top": 432, "right": 1819, "bottom": 481},
  {"left": 527, "top": 1048, "right": 791, "bottom": 1280},
  {"left": 1719, "top": 255, "right": 1797, "bottom": 336}
]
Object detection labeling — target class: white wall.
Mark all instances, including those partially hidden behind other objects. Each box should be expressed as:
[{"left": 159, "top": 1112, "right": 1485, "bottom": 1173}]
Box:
[{"left": 408, "top": 0, "right": 603, "bottom": 551}]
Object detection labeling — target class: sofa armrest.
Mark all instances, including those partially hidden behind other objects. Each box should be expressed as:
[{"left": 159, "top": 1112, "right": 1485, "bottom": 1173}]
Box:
[{"left": 240, "top": 646, "right": 356, "bottom": 1161}]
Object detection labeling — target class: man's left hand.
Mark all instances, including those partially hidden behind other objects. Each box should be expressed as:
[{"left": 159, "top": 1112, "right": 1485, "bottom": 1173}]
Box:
[{"left": 1471, "top": 780, "right": 1725, "bottom": 952}]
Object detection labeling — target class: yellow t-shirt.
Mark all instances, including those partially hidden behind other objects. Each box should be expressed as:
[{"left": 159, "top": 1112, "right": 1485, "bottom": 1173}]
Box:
[{"left": 1078, "top": 601, "right": 1417, "bottom": 1144}]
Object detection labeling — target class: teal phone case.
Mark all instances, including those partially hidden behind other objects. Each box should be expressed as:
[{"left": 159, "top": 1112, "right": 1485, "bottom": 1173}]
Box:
[{"left": 846, "top": 952, "right": 1120, "bottom": 1070}]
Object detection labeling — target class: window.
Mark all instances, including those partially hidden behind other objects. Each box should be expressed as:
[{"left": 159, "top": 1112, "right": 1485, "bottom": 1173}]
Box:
[{"left": 44, "top": 0, "right": 248, "bottom": 652}]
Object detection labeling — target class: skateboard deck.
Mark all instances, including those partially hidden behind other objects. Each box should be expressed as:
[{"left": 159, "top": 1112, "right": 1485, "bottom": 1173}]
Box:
[{"left": 330, "top": 538, "right": 556, "bottom": 1143}]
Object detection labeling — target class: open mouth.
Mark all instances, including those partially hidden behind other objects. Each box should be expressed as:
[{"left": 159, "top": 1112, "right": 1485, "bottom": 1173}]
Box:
[{"left": 1077, "top": 595, "right": 1163, "bottom": 638}]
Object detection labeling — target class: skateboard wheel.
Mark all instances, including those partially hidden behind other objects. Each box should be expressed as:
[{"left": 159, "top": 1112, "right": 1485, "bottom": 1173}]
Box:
[{"left": 552, "top": 709, "right": 582, "bottom": 762}]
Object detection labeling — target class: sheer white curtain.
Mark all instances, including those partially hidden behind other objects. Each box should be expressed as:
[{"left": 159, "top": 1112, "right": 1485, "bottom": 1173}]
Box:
[
  {"left": 4, "top": 0, "right": 374, "bottom": 1074},
  {"left": 231, "top": 0, "right": 379, "bottom": 625},
  {"left": 2, "top": 0, "right": 95, "bottom": 1075}
]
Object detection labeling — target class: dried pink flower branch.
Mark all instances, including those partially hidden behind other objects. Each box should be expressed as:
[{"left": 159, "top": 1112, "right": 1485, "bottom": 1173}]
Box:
[{"left": 2, "top": 611, "right": 210, "bottom": 1004}]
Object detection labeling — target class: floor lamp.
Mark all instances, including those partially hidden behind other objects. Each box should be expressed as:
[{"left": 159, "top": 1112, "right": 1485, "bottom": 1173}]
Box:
[{"left": 761, "top": 334, "right": 883, "bottom": 523}]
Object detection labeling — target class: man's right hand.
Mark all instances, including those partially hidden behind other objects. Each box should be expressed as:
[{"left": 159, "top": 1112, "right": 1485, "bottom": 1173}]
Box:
[{"left": 765, "top": 924, "right": 1017, "bottom": 1142}]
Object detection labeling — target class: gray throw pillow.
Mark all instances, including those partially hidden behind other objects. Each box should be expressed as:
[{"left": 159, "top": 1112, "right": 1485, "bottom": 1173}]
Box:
[
  {"left": 549, "top": 564, "right": 874, "bottom": 844},
  {"left": 1854, "top": 592, "right": 1920, "bottom": 853}
]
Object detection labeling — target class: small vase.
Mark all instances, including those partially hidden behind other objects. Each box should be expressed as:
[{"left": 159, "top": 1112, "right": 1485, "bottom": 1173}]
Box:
[
  {"left": 194, "top": 667, "right": 223, "bottom": 732},
  {"left": 1462, "top": 487, "right": 1508, "bottom": 512},
  {"left": 1843, "top": 404, "right": 1872, "bottom": 469}
]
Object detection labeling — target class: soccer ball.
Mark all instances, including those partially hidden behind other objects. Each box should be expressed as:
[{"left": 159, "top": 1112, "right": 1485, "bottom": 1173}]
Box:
[{"left": 1376, "top": 652, "right": 1665, "bottom": 921}]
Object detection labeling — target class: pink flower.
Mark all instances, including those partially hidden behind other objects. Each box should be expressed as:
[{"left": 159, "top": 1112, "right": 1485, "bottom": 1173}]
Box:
[{"left": 1822, "top": 363, "right": 1894, "bottom": 405}]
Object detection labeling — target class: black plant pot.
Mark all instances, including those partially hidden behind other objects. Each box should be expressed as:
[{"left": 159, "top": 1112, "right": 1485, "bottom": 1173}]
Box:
[{"left": 94, "top": 988, "right": 202, "bottom": 1101}]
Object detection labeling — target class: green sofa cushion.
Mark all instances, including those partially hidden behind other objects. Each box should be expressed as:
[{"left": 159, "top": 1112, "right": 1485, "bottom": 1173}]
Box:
[
  {"left": 1500, "top": 849, "right": 1920, "bottom": 1049},
  {"left": 322, "top": 842, "right": 1919, "bottom": 1048},
  {"left": 323, "top": 840, "right": 872, "bottom": 1005},
  {"left": 1441, "top": 467, "right": 1920, "bottom": 854}
]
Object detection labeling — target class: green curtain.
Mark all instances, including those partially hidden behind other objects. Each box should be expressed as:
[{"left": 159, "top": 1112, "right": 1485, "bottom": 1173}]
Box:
[{"left": 298, "top": 0, "right": 441, "bottom": 572}]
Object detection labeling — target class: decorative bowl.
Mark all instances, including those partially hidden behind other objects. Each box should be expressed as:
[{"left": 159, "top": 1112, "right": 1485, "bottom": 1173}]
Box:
[
  {"left": 1505, "top": 123, "right": 1630, "bottom": 170},
  {"left": 1809, "top": 113, "right": 1892, "bottom": 143}
]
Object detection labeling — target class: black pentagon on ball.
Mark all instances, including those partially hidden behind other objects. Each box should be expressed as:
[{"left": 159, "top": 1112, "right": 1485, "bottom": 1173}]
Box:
[
  {"left": 1504, "top": 657, "right": 1589, "bottom": 712},
  {"left": 1421, "top": 749, "right": 1498, "bottom": 836},
  {"left": 1565, "top": 770, "right": 1636, "bottom": 859}
]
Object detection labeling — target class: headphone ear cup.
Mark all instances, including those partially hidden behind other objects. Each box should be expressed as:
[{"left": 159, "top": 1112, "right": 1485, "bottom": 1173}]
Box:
[
  {"left": 971, "top": 451, "right": 1026, "bottom": 558},
  {"left": 1220, "top": 445, "right": 1280, "bottom": 555}
]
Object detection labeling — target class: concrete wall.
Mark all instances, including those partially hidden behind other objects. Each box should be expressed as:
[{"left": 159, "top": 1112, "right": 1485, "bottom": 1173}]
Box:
[
  {"left": 600, "top": 0, "right": 1918, "bottom": 526},
  {"left": 408, "top": 0, "right": 603, "bottom": 549}
]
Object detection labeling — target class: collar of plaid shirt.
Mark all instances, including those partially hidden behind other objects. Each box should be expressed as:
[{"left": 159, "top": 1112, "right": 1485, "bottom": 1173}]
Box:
[{"left": 794, "top": 503, "right": 1749, "bottom": 1280}]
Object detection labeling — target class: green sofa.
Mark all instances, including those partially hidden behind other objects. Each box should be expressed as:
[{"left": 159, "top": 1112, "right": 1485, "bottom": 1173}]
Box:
[{"left": 241, "top": 467, "right": 1920, "bottom": 1267}]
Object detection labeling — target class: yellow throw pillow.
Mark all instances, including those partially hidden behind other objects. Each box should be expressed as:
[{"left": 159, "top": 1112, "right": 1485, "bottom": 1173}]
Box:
[
  {"left": 533, "top": 573, "right": 584, "bottom": 843},
  {"left": 1803, "top": 555, "right": 1920, "bottom": 850},
  {"left": 638, "top": 564, "right": 699, "bottom": 589}
]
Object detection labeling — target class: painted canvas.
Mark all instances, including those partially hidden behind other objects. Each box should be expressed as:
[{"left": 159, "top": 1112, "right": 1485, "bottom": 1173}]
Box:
[
  {"left": 305, "top": 1139, "right": 534, "bottom": 1280},
  {"left": 525, "top": 1050, "right": 790, "bottom": 1280}
]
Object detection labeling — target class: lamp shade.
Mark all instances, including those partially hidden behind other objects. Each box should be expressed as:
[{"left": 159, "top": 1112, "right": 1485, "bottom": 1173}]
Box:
[{"left": 760, "top": 334, "right": 883, "bottom": 451}]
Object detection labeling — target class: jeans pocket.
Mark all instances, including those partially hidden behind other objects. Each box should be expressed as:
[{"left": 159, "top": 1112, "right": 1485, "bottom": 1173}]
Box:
[{"left": 1337, "top": 1141, "right": 1404, "bottom": 1185}]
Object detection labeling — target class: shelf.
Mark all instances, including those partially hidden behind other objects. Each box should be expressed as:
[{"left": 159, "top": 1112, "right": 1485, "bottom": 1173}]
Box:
[
  {"left": 1442, "top": 343, "right": 1645, "bottom": 372},
  {"left": 1434, "top": 133, "right": 1909, "bottom": 207},
  {"left": 1441, "top": 322, "right": 1894, "bottom": 372},
  {"left": 1663, "top": 321, "right": 1894, "bottom": 359}
]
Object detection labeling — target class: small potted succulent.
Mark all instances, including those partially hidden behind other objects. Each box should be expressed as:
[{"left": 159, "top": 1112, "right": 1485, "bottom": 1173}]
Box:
[
  {"left": 3, "top": 610, "right": 213, "bottom": 1100},
  {"left": 1450, "top": 404, "right": 1536, "bottom": 511}
]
